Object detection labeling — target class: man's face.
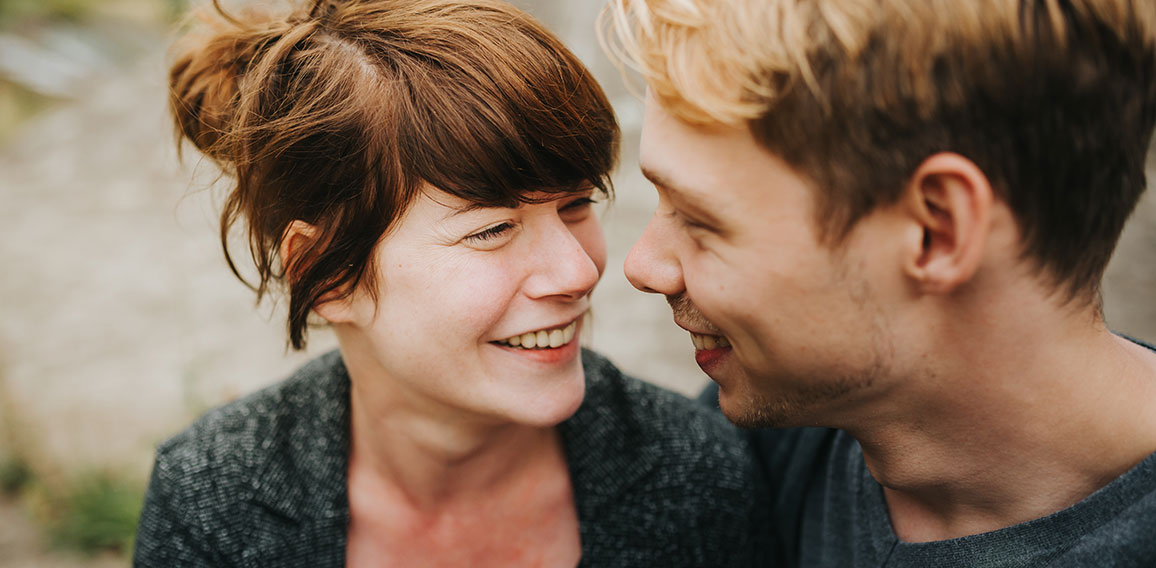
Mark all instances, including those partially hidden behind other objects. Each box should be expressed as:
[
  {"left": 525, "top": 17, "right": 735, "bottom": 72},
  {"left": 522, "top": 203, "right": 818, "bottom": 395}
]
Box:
[{"left": 626, "top": 98, "right": 899, "bottom": 428}]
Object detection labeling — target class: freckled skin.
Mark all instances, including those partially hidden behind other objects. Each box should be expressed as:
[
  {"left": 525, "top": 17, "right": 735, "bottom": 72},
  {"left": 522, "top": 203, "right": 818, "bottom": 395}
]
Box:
[
  {"left": 334, "top": 188, "right": 600, "bottom": 567},
  {"left": 336, "top": 188, "right": 606, "bottom": 428}
]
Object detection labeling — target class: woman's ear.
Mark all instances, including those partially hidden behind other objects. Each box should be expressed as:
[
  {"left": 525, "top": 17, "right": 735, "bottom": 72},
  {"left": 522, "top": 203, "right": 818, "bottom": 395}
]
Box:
[
  {"left": 901, "top": 152, "right": 994, "bottom": 295},
  {"left": 280, "top": 220, "right": 358, "bottom": 324},
  {"left": 280, "top": 220, "right": 319, "bottom": 279}
]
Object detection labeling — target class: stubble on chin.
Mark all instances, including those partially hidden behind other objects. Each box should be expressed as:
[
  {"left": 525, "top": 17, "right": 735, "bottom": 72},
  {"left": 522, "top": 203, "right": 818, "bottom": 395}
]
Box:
[
  {"left": 723, "top": 378, "right": 859, "bottom": 429},
  {"left": 715, "top": 256, "right": 895, "bottom": 430}
]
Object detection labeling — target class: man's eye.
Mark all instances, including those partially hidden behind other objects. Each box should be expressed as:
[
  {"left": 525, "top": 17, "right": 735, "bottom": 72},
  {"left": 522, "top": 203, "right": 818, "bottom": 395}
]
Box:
[
  {"left": 674, "top": 210, "right": 711, "bottom": 233},
  {"left": 464, "top": 222, "right": 513, "bottom": 242}
]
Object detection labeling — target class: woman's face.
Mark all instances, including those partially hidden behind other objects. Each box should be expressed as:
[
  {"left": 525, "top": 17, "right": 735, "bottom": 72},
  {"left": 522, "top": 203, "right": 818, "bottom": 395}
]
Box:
[{"left": 329, "top": 186, "right": 606, "bottom": 426}]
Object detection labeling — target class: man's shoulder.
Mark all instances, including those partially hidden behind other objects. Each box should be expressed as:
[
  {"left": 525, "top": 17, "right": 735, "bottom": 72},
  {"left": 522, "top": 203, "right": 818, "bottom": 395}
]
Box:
[{"left": 1047, "top": 450, "right": 1156, "bottom": 566}]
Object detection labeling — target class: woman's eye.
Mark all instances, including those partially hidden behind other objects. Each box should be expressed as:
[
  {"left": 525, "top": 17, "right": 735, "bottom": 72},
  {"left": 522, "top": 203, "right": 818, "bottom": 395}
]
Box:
[
  {"left": 464, "top": 222, "right": 514, "bottom": 242},
  {"left": 561, "top": 196, "right": 596, "bottom": 211},
  {"left": 559, "top": 196, "right": 597, "bottom": 221}
]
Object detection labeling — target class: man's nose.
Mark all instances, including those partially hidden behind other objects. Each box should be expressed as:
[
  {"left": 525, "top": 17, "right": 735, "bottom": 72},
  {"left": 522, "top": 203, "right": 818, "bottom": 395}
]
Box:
[{"left": 624, "top": 212, "right": 685, "bottom": 296}]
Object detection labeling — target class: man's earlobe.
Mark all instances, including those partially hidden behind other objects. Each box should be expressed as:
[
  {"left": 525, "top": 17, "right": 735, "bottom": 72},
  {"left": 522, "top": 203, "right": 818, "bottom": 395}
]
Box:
[
  {"left": 280, "top": 220, "right": 357, "bottom": 324},
  {"left": 902, "top": 153, "right": 993, "bottom": 295}
]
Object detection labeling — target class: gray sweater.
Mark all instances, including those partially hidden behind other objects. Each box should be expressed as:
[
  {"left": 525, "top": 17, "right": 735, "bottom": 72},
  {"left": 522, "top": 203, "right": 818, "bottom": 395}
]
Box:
[
  {"left": 134, "top": 349, "right": 765, "bottom": 567},
  {"left": 707, "top": 337, "right": 1156, "bottom": 567}
]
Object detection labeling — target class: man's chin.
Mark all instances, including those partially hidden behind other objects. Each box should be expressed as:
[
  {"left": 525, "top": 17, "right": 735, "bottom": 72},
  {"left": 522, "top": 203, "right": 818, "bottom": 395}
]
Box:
[{"left": 716, "top": 382, "right": 793, "bottom": 429}]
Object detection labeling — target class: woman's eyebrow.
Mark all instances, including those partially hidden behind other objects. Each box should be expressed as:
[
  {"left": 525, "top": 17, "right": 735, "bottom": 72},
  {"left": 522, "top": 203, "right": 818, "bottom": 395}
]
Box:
[{"left": 443, "top": 202, "right": 489, "bottom": 219}]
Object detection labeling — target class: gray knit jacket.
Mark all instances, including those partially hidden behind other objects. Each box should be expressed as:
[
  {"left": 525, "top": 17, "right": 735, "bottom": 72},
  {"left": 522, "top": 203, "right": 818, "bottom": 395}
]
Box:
[{"left": 134, "top": 349, "right": 765, "bottom": 567}]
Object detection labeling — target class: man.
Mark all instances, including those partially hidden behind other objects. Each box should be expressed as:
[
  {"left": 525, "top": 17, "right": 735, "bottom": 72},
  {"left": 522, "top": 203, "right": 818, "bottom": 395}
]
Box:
[{"left": 605, "top": 0, "right": 1156, "bottom": 565}]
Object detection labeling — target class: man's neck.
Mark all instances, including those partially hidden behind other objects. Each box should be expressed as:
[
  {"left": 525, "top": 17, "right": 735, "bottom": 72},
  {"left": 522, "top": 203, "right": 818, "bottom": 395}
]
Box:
[{"left": 851, "top": 310, "right": 1156, "bottom": 542}]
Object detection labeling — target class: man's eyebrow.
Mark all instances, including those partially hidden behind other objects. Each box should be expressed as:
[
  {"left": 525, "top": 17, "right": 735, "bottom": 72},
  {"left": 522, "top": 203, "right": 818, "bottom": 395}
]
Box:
[
  {"left": 640, "top": 165, "right": 724, "bottom": 226},
  {"left": 640, "top": 165, "right": 678, "bottom": 194}
]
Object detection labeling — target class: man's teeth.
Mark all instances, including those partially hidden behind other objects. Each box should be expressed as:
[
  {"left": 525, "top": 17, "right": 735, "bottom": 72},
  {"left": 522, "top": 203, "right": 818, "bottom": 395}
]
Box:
[
  {"left": 690, "top": 332, "right": 731, "bottom": 350},
  {"left": 498, "top": 321, "right": 577, "bottom": 349}
]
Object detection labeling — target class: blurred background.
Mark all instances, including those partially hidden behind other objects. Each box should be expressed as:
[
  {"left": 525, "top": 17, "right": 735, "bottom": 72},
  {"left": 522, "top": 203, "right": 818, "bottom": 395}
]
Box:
[{"left": 0, "top": 0, "right": 1153, "bottom": 565}]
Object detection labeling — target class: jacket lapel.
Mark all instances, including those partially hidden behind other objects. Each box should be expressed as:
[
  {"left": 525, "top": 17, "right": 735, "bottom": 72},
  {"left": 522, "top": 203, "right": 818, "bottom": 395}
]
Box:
[{"left": 242, "top": 350, "right": 353, "bottom": 567}]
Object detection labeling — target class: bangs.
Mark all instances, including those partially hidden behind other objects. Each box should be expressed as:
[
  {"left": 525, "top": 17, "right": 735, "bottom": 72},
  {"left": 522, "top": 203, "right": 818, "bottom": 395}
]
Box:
[{"left": 382, "top": 7, "right": 619, "bottom": 207}]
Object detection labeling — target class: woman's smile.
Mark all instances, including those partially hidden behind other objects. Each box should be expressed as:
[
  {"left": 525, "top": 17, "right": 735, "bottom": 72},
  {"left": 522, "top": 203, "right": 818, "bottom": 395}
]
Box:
[
  {"left": 492, "top": 319, "right": 579, "bottom": 349},
  {"left": 490, "top": 318, "right": 583, "bottom": 365},
  {"left": 318, "top": 187, "right": 605, "bottom": 427}
]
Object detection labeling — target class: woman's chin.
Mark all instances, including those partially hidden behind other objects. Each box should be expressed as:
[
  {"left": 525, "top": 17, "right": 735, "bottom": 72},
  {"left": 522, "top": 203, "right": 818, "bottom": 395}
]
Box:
[{"left": 501, "top": 375, "right": 587, "bottom": 428}]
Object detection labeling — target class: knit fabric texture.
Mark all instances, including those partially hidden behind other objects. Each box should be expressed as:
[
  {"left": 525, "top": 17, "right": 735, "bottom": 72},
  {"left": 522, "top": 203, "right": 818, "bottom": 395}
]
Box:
[
  {"left": 134, "top": 349, "right": 764, "bottom": 567},
  {"left": 700, "top": 337, "right": 1156, "bottom": 567}
]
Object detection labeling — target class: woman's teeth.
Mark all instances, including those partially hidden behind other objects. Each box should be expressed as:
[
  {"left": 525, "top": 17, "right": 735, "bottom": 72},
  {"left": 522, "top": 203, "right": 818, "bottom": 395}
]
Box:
[
  {"left": 690, "top": 332, "right": 730, "bottom": 350},
  {"left": 497, "top": 321, "right": 577, "bottom": 350}
]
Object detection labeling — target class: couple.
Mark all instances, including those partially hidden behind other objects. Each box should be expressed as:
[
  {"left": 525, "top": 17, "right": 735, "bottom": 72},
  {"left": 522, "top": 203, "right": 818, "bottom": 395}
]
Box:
[{"left": 136, "top": 0, "right": 1156, "bottom": 566}]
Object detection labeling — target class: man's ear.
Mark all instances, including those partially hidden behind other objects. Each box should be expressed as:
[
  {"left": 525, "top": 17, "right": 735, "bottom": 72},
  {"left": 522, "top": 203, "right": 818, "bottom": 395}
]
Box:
[
  {"left": 900, "top": 153, "right": 994, "bottom": 295},
  {"left": 280, "top": 220, "right": 358, "bottom": 324}
]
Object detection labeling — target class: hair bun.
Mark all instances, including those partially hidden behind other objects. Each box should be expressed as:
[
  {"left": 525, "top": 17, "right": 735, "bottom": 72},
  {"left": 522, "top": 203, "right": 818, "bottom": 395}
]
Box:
[
  {"left": 168, "top": 2, "right": 293, "bottom": 164},
  {"left": 309, "top": 0, "right": 342, "bottom": 20}
]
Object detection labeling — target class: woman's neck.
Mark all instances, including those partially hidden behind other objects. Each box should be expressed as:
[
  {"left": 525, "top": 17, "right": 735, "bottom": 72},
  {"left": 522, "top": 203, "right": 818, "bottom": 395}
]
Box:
[
  {"left": 346, "top": 371, "right": 564, "bottom": 511},
  {"left": 343, "top": 376, "right": 581, "bottom": 568}
]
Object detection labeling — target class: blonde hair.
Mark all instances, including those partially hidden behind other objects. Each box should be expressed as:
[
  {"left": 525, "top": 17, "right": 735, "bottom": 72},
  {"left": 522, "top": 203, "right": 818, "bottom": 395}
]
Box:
[{"left": 603, "top": 0, "right": 1156, "bottom": 298}]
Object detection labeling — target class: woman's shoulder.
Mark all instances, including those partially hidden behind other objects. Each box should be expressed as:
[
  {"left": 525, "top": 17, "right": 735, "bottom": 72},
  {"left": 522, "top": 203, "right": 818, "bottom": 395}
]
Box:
[
  {"left": 135, "top": 350, "right": 351, "bottom": 565},
  {"left": 577, "top": 348, "right": 747, "bottom": 457},
  {"left": 154, "top": 349, "right": 349, "bottom": 470},
  {"left": 567, "top": 349, "right": 764, "bottom": 567}
]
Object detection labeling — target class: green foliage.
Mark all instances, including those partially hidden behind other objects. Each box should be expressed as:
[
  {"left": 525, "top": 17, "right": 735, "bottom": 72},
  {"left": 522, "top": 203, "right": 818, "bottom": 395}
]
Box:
[
  {"left": 0, "top": 456, "right": 33, "bottom": 496},
  {"left": 40, "top": 472, "right": 144, "bottom": 556},
  {"left": 0, "top": 0, "right": 96, "bottom": 25},
  {"left": 0, "top": 0, "right": 186, "bottom": 27}
]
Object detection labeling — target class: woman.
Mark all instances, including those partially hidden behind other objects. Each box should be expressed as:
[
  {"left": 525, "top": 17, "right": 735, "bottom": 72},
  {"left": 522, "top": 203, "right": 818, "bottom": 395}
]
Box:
[{"left": 134, "top": 0, "right": 761, "bottom": 566}]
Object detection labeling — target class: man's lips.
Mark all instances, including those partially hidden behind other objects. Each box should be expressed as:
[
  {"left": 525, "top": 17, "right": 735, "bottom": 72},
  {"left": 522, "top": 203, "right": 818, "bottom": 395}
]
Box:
[
  {"left": 670, "top": 301, "right": 732, "bottom": 373},
  {"left": 676, "top": 323, "right": 732, "bottom": 373},
  {"left": 694, "top": 344, "right": 730, "bottom": 372},
  {"left": 689, "top": 331, "right": 731, "bottom": 350}
]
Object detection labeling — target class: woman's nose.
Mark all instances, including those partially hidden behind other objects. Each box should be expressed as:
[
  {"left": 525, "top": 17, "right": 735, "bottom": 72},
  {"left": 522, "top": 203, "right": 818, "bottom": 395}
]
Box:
[
  {"left": 524, "top": 221, "right": 603, "bottom": 300},
  {"left": 624, "top": 211, "right": 685, "bottom": 297}
]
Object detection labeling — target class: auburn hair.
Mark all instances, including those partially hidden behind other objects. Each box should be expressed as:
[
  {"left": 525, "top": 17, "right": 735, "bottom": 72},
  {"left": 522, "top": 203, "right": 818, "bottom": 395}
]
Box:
[
  {"left": 604, "top": 0, "right": 1156, "bottom": 300},
  {"left": 170, "top": 0, "right": 619, "bottom": 349}
]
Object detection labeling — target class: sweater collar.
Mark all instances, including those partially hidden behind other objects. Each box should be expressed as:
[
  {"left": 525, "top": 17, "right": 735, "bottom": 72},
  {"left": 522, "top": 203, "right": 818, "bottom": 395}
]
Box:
[
  {"left": 558, "top": 350, "right": 662, "bottom": 546},
  {"left": 240, "top": 349, "right": 662, "bottom": 560},
  {"left": 247, "top": 350, "right": 352, "bottom": 532}
]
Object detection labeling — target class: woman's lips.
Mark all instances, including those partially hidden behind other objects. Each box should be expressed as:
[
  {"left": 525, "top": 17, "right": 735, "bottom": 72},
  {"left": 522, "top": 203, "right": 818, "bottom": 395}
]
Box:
[
  {"left": 489, "top": 319, "right": 582, "bottom": 364},
  {"left": 491, "top": 331, "right": 580, "bottom": 364},
  {"left": 492, "top": 320, "right": 578, "bottom": 349}
]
